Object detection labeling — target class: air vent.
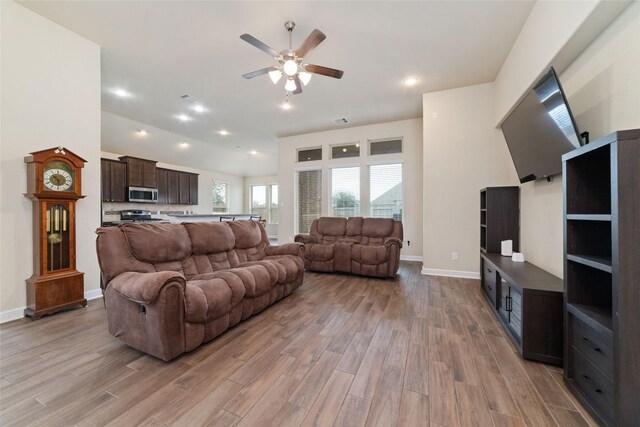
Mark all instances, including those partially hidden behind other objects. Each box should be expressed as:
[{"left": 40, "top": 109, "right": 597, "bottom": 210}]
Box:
[
  {"left": 180, "top": 94, "right": 200, "bottom": 104},
  {"left": 333, "top": 118, "right": 348, "bottom": 125}
]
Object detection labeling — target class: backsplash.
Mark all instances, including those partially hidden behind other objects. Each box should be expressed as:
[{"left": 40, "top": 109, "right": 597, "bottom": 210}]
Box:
[{"left": 102, "top": 201, "right": 194, "bottom": 222}]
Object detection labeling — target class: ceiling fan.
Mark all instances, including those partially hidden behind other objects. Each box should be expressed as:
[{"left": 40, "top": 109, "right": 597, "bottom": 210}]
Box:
[{"left": 240, "top": 21, "right": 344, "bottom": 95}]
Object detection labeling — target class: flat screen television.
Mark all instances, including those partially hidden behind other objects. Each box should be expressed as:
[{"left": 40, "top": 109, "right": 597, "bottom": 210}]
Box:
[{"left": 501, "top": 67, "right": 582, "bottom": 183}]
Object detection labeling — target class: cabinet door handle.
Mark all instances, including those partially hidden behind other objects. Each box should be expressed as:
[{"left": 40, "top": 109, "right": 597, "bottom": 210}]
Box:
[
  {"left": 582, "top": 373, "right": 603, "bottom": 393},
  {"left": 487, "top": 285, "right": 492, "bottom": 291},
  {"left": 506, "top": 296, "right": 512, "bottom": 312},
  {"left": 582, "top": 337, "right": 602, "bottom": 353},
  {"left": 487, "top": 269, "right": 492, "bottom": 273}
]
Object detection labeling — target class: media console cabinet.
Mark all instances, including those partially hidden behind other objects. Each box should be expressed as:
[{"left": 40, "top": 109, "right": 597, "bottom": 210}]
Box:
[{"left": 481, "top": 253, "right": 564, "bottom": 365}]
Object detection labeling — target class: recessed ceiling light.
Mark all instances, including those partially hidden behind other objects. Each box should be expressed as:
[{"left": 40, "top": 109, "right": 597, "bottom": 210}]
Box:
[
  {"left": 403, "top": 77, "right": 418, "bottom": 86},
  {"left": 179, "top": 142, "right": 189, "bottom": 148},
  {"left": 193, "top": 105, "right": 206, "bottom": 113},
  {"left": 218, "top": 130, "right": 229, "bottom": 136},
  {"left": 137, "top": 129, "right": 148, "bottom": 136},
  {"left": 177, "top": 114, "right": 191, "bottom": 121},
  {"left": 250, "top": 150, "right": 257, "bottom": 155},
  {"left": 281, "top": 102, "right": 292, "bottom": 111},
  {"left": 113, "top": 88, "right": 129, "bottom": 97}
]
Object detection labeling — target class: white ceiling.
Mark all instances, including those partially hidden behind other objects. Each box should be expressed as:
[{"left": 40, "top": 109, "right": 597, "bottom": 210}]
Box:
[{"left": 21, "top": 0, "right": 535, "bottom": 177}]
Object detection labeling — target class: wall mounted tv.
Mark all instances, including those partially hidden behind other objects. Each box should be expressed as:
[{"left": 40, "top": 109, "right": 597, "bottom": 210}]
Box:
[{"left": 501, "top": 67, "right": 582, "bottom": 183}]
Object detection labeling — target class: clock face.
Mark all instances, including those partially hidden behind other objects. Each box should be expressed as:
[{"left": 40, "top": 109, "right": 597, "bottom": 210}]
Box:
[{"left": 43, "top": 161, "right": 74, "bottom": 192}]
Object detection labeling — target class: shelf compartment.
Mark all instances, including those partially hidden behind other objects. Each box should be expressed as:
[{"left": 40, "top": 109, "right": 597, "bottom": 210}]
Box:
[
  {"left": 480, "top": 190, "right": 487, "bottom": 210},
  {"left": 566, "top": 260, "right": 612, "bottom": 323},
  {"left": 566, "top": 214, "right": 611, "bottom": 221},
  {"left": 567, "top": 220, "right": 612, "bottom": 261},
  {"left": 567, "top": 254, "right": 612, "bottom": 273},
  {"left": 567, "top": 303, "right": 613, "bottom": 339},
  {"left": 480, "top": 210, "right": 486, "bottom": 225},
  {"left": 565, "top": 144, "right": 611, "bottom": 215}
]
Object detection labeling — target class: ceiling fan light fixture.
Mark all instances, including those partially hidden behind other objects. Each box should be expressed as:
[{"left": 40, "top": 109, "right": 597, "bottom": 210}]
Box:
[
  {"left": 298, "top": 71, "right": 312, "bottom": 86},
  {"left": 285, "top": 78, "right": 297, "bottom": 92},
  {"left": 268, "top": 69, "right": 282, "bottom": 84},
  {"left": 283, "top": 59, "right": 298, "bottom": 76}
]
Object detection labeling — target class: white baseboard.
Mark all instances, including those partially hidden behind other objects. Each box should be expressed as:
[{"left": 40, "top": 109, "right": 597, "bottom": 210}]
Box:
[
  {"left": 0, "top": 307, "right": 26, "bottom": 324},
  {"left": 400, "top": 255, "right": 423, "bottom": 262},
  {"left": 0, "top": 288, "right": 103, "bottom": 324},
  {"left": 85, "top": 288, "right": 103, "bottom": 301},
  {"left": 421, "top": 267, "right": 480, "bottom": 279}
]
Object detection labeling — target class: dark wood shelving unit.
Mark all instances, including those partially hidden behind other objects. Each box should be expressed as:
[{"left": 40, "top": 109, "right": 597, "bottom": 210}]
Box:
[
  {"left": 479, "top": 186, "right": 519, "bottom": 253},
  {"left": 481, "top": 253, "right": 564, "bottom": 365},
  {"left": 563, "top": 129, "right": 640, "bottom": 426}
]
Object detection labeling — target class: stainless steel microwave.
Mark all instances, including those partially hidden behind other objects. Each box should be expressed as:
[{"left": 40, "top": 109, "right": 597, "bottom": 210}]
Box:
[{"left": 128, "top": 187, "right": 158, "bottom": 203}]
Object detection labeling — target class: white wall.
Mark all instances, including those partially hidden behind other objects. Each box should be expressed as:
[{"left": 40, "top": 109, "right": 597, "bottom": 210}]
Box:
[
  {"left": 519, "top": 2, "right": 640, "bottom": 278},
  {"left": 423, "top": 83, "right": 519, "bottom": 277},
  {"left": 277, "top": 119, "right": 423, "bottom": 259},
  {"left": 101, "top": 151, "right": 244, "bottom": 216},
  {"left": 0, "top": 1, "right": 101, "bottom": 320},
  {"left": 244, "top": 175, "right": 278, "bottom": 237}
]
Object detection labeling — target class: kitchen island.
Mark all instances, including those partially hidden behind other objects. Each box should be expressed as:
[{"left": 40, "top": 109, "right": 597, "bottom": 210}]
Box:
[{"left": 167, "top": 213, "right": 257, "bottom": 223}]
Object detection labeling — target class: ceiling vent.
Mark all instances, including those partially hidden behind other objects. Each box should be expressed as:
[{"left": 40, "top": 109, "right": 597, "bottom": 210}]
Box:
[
  {"left": 333, "top": 118, "right": 348, "bottom": 125},
  {"left": 180, "top": 94, "right": 200, "bottom": 104}
]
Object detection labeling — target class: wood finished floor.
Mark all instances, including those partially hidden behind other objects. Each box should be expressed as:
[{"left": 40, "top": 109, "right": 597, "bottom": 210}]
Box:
[{"left": 0, "top": 262, "right": 597, "bottom": 427}]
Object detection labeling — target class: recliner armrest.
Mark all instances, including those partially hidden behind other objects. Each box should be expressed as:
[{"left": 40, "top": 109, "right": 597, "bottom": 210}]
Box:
[
  {"left": 265, "top": 242, "right": 305, "bottom": 258},
  {"left": 108, "top": 271, "right": 186, "bottom": 304},
  {"left": 383, "top": 237, "right": 403, "bottom": 249},
  {"left": 294, "top": 234, "right": 318, "bottom": 244}
]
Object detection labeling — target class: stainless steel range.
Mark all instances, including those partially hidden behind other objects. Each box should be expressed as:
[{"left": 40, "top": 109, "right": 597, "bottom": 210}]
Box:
[
  {"left": 102, "top": 210, "right": 167, "bottom": 227},
  {"left": 120, "top": 210, "right": 164, "bottom": 222}
]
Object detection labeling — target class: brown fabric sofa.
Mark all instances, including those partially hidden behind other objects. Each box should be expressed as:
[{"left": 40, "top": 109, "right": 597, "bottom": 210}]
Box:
[
  {"left": 295, "top": 217, "right": 403, "bottom": 277},
  {"left": 95, "top": 220, "right": 304, "bottom": 361}
]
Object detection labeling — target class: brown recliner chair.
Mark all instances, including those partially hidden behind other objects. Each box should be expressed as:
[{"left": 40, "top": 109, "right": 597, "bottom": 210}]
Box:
[{"left": 295, "top": 217, "right": 403, "bottom": 278}]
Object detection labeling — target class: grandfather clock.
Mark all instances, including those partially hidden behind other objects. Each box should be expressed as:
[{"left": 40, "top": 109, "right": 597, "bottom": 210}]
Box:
[{"left": 24, "top": 146, "right": 87, "bottom": 319}]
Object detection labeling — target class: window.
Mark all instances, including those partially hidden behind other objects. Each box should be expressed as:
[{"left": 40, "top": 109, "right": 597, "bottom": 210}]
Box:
[
  {"left": 331, "top": 143, "right": 360, "bottom": 159},
  {"left": 370, "top": 163, "right": 403, "bottom": 220},
  {"left": 270, "top": 184, "right": 278, "bottom": 224},
  {"left": 331, "top": 167, "right": 360, "bottom": 217},
  {"left": 212, "top": 181, "right": 229, "bottom": 213},
  {"left": 250, "top": 185, "right": 267, "bottom": 220},
  {"left": 297, "top": 170, "right": 322, "bottom": 233},
  {"left": 370, "top": 138, "right": 403, "bottom": 155},
  {"left": 250, "top": 184, "right": 278, "bottom": 224},
  {"left": 297, "top": 147, "right": 322, "bottom": 162}
]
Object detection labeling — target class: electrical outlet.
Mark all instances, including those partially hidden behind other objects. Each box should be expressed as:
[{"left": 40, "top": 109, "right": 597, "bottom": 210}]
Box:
[{"left": 452, "top": 251, "right": 459, "bottom": 261}]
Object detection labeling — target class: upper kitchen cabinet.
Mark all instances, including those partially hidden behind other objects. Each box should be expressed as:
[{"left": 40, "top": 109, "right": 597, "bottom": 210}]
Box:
[
  {"left": 119, "top": 156, "right": 157, "bottom": 188},
  {"left": 101, "top": 159, "right": 127, "bottom": 202}
]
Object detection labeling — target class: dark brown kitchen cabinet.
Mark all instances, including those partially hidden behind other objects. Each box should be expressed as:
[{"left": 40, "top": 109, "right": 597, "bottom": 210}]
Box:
[
  {"left": 178, "top": 172, "right": 190, "bottom": 204},
  {"left": 167, "top": 170, "right": 179, "bottom": 204},
  {"left": 101, "top": 159, "right": 126, "bottom": 202},
  {"left": 156, "top": 168, "right": 168, "bottom": 203},
  {"left": 189, "top": 174, "right": 198, "bottom": 205},
  {"left": 119, "top": 156, "right": 157, "bottom": 188}
]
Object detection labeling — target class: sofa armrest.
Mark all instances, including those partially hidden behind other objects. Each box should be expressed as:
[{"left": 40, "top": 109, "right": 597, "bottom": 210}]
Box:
[
  {"left": 265, "top": 242, "right": 305, "bottom": 258},
  {"left": 294, "top": 234, "right": 318, "bottom": 244},
  {"left": 384, "top": 237, "right": 403, "bottom": 249},
  {"left": 108, "top": 271, "right": 186, "bottom": 304}
]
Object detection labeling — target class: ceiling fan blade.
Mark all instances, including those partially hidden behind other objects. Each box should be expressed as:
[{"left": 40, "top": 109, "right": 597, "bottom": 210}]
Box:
[
  {"left": 242, "top": 66, "right": 277, "bottom": 79},
  {"left": 295, "top": 29, "right": 326, "bottom": 58},
  {"left": 305, "top": 64, "right": 344, "bottom": 79},
  {"left": 293, "top": 75, "right": 303, "bottom": 94},
  {"left": 240, "top": 34, "right": 280, "bottom": 58}
]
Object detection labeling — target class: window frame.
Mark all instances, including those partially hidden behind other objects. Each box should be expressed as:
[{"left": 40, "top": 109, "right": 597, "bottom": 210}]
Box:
[
  {"left": 212, "top": 180, "right": 230, "bottom": 213},
  {"left": 329, "top": 165, "right": 361, "bottom": 218},
  {"left": 296, "top": 146, "right": 323, "bottom": 163},
  {"left": 329, "top": 142, "right": 361, "bottom": 160},
  {"left": 368, "top": 137, "right": 404, "bottom": 156}
]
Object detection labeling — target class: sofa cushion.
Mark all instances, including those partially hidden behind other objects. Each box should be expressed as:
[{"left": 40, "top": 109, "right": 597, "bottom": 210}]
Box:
[
  {"left": 346, "top": 217, "right": 364, "bottom": 236},
  {"left": 361, "top": 218, "right": 394, "bottom": 237},
  {"left": 351, "top": 244, "right": 388, "bottom": 265},
  {"left": 122, "top": 223, "right": 192, "bottom": 263},
  {"left": 183, "top": 222, "right": 235, "bottom": 254},
  {"left": 305, "top": 242, "right": 335, "bottom": 262},
  {"left": 317, "top": 217, "right": 347, "bottom": 236},
  {"left": 184, "top": 271, "right": 245, "bottom": 323},
  {"left": 228, "top": 220, "right": 263, "bottom": 249},
  {"left": 263, "top": 255, "right": 305, "bottom": 282}
]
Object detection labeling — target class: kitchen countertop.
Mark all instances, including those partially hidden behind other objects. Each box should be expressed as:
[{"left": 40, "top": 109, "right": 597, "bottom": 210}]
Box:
[{"left": 168, "top": 213, "right": 254, "bottom": 217}]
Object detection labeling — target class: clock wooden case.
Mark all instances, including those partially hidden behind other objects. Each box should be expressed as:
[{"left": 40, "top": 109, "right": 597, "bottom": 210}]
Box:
[{"left": 24, "top": 147, "right": 87, "bottom": 319}]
